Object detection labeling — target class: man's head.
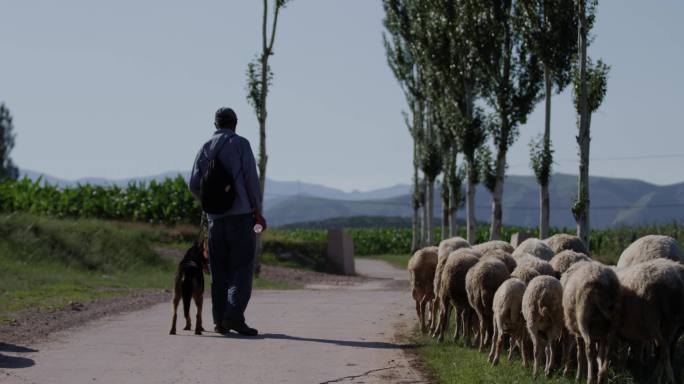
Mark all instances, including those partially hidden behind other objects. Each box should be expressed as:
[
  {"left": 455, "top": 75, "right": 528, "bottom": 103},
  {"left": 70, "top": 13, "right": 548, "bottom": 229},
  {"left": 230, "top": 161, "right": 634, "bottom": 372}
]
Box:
[{"left": 214, "top": 107, "right": 238, "bottom": 130}]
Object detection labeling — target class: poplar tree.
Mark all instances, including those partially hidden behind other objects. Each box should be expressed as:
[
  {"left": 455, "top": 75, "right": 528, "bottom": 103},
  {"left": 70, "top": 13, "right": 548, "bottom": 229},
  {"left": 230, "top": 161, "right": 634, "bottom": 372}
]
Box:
[
  {"left": 246, "top": 0, "right": 291, "bottom": 273},
  {"left": 0, "top": 103, "right": 19, "bottom": 180},
  {"left": 517, "top": 0, "right": 578, "bottom": 238}
]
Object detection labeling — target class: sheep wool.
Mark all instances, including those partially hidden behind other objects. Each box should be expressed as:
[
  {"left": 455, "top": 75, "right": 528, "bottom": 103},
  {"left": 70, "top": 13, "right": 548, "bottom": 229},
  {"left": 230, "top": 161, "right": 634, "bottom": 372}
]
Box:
[
  {"left": 522, "top": 275, "right": 564, "bottom": 379},
  {"left": 407, "top": 246, "right": 438, "bottom": 333},
  {"left": 617, "top": 235, "right": 684, "bottom": 269},
  {"left": 512, "top": 238, "right": 555, "bottom": 261}
]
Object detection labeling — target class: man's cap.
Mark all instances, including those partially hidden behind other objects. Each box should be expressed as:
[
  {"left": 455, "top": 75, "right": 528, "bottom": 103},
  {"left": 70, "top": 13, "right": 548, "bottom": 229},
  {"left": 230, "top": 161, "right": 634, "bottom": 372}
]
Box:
[{"left": 215, "top": 107, "right": 238, "bottom": 127}]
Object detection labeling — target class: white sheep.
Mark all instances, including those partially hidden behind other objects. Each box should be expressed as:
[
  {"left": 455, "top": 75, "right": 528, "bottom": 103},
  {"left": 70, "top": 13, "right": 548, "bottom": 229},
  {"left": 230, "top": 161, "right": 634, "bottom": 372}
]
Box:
[
  {"left": 511, "top": 265, "right": 541, "bottom": 284},
  {"left": 466, "top": 257, "right": 510, "bottom": 351},
  {"left": 544, "top": 233, "right": 589, "bottom": 255},
  {"left": 489, "top": 278, "right": 527, "bottom": 366},
  {"left": 616, "top": 258, "right": 684, "bottom": 384},
  {"left": 616, "top": 235, "right": 684, "bottom": 269},
  {"left": 407, "top": 246, "right": 438, "bottom": 333},
  {"left": 562, "top": 261, "right": 621, "bottom": 384},
  {"left": 430, "top": 237, "right": 471, "bottom": 332},
  {"left": 512, "top": 238, "right": 555, "bottom": 261},
  {"left": 473, "top": 240, "right": 515, "bottom": 255},
  {"left": 433, "top": 248, "right": 481, "bottom": 343},
  {"left": 516, "top": 253, "right": 555, "bottom": 277},
  {"left": 549, "top": 250, "right": 591, "bottom": 277},
  {"left": 480, "top": 248, "right": 517, "bottom": 274},
  {"left": 522, "top": 275, "right": 564, "bottom": 378}
]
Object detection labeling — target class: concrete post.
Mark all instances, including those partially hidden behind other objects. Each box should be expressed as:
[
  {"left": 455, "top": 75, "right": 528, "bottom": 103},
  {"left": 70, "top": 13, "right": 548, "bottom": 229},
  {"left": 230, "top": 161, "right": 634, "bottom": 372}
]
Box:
[
  {"left": 510, "top": 232, "right": 534, "bottom": 248},
  {"left": 327, "top": 229, "right": 355, "bottom": 275}
]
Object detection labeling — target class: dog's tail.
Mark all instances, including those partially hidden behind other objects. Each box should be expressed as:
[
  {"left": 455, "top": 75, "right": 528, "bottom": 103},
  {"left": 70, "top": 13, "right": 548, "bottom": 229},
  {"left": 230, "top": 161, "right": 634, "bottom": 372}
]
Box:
[{"left": 181, "top": 275, "right": 193, "bottom": 319}]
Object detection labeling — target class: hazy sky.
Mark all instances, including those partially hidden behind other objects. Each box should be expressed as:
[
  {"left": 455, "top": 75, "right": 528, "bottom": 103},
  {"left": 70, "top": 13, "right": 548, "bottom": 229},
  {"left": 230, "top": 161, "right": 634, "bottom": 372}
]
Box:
[{"left": 1, "top": 1, "right": 683, "bottom": 191}]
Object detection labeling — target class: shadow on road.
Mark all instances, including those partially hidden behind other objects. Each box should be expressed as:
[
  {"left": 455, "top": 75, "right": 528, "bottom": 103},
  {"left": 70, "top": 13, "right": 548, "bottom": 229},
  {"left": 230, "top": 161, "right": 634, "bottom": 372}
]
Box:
[
  {"left": 0, "top": 343, "right": 37, "bottom": 369},
  {"left": 0, "top": 343, "right": 37, "bottom": 354},
  {"left": 200, "top": 331, "right": 416, "bottom": 349}
]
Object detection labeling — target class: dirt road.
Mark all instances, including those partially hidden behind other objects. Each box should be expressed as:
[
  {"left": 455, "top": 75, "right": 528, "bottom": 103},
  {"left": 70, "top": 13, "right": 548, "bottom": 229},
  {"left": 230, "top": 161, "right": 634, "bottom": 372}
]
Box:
[{"left": 0, "top": 259, "right": 428, "bottom": 384}]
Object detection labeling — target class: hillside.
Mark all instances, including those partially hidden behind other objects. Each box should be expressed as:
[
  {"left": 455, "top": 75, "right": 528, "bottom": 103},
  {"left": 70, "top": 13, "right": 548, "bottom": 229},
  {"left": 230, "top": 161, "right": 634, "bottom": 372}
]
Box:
[{"left": 265, "top": 174, "right": 684, "bottom": 228}]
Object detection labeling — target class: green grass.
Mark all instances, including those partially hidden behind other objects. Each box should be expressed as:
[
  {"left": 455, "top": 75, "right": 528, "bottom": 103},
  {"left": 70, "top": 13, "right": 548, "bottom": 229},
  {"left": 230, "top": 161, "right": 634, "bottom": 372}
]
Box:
[
  {"left": 0, "top": 213, "right": 295, "bottom": 321},
  {"left": 413, "top": 329, "right": 644, "bottom": 384},
  {"left": 415, "top": 333, "right": 576, "bottom": 384}
]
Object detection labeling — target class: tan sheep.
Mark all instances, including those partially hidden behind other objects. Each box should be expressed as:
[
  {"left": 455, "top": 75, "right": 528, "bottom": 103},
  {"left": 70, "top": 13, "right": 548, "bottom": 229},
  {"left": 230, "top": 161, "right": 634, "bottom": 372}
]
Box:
[
  {"left": 430, "top": 237, "right": 472, "bottom": 332},
  {"left": 473, "top": 240, "right": 515, "bottom": 255},
  {"left": 550, "top": 250, "right": 591, "bottom": 277},
  {"left": 616, "top": 235, "right": 684, "bottom": 269},
  {"left": 489, "top": 278, "right": 527, "bottom": 366},
  {"left": 480, "top": 248, "right": 517, "bottom": 274},
  {"left": 544, "top": 233, "right": 589, "bottom": 255},
  {"left": 433, "top": 248, "right": 480, "bottom": 343},
  {"left": 512, "top": 238, "right": 555, "bottom": 261},
  {"left": 511, "top": 265, "right": 541, "bottom": 284},
  {"left": 516, "top": 253, "right": 555, "bottom": 277},
  {"left": 466, "top": 258, "right": 510, "bottom": 351},
  {"left": 407, "top": 246, "right": 438, "bottom": 333},
  {"left": 617, "top": 258, "right": 684, "bottom": 384},
  {"left": 522, "top": 276, "right": 564, "bottom": 378},
  {"left": 562, "top": 261, "right": 621, "bottom": 384}
]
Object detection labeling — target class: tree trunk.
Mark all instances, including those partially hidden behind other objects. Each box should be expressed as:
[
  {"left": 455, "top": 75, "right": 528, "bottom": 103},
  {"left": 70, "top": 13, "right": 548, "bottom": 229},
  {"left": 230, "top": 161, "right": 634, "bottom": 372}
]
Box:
[
  {"left": 449, "top": 185, "right": 458, "bottom": 238},
  {"left": 441, "top": 198, "right": 448, "bottom": 241},
  {"left": 426, "top": 178, "right": 435, "bottom": 245},
  {"left": 412, "top": 205, "right": 420, "bottom": 252},
  {"left": 576, "top": 0, "right": 591, "bottom": 249},
  {"left": 422, "top": 180, "right": 429, "bottom": 246},
  {"left": 540, "top": 65, "right": 552, "bottom": 239},
  {"left": 466, "top": 164, "right": 477, "bottom": 244},
  {"left": 411, "top": 139, "right": 421, "bottom": 252},
  {"left": 254, "top": 53, "right": 269, "bottom": 276},
  {"left": 489, "top": 139, "right": 508, "bottom": 241}
]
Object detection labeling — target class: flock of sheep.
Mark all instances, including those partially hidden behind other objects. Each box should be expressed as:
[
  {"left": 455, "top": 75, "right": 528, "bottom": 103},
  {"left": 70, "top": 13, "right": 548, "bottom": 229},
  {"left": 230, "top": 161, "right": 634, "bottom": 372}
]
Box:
[{"left": 407, "top": 233, "right": 684, "bottom": 384}]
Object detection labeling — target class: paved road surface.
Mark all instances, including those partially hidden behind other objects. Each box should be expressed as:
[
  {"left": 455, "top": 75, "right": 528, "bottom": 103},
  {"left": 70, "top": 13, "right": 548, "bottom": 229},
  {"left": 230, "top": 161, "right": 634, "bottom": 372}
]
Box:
[{"left": 1, "top": 259, "right": 428, "bottom": 384}]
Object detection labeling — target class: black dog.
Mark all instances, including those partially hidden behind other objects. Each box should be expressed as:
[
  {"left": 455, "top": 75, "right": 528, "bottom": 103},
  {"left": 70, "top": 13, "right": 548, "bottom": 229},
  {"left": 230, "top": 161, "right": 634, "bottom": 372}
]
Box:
[{"left": 170, "top": 241, "right": 208, "bottom": 335}]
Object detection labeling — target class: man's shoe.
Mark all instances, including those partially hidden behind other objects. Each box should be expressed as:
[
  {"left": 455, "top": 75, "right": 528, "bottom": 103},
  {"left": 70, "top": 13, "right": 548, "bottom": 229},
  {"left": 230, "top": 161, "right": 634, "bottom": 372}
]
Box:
[
  {"left": 214, "top": 325, "right": 229, "bottom": 335},
  {"left": 222, "top": 320, "right": 259, "bottom": 336}
]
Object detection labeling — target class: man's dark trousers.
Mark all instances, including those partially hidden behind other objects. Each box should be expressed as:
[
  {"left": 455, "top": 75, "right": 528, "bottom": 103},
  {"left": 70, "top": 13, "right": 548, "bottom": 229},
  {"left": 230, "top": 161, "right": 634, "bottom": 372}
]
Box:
[{"left": 208, "top": 213, "right": 255, "bottom": 326}]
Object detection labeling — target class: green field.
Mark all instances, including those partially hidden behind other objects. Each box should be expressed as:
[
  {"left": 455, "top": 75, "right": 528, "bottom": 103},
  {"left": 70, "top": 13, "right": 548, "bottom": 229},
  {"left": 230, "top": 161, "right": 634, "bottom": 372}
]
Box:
[{"left": 0, "top": 214, "right": 293, "bottom": 321}]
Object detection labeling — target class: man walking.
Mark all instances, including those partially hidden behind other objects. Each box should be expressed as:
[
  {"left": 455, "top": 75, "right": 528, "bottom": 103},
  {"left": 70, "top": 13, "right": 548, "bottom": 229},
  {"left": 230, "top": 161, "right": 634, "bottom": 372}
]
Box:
[{"left": 189, "top": 107, "right": 266, "bottom": 336}]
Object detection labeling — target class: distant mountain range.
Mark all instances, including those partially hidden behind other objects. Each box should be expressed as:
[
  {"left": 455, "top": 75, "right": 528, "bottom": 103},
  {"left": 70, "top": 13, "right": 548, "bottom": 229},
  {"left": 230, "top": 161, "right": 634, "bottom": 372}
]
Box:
[{"left": 20, "top": 170, "right": 684, "bottom": 229}]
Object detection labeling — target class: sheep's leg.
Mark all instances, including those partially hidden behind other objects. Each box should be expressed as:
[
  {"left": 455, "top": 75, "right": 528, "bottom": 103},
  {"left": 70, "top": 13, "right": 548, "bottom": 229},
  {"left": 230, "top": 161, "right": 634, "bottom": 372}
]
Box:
[
  {"left": 488, "top": 319, "right": 498, "bottom": 363},
  {"left": 453, "top": 307, "right": 462, "bottom": 341},
  {"left": 420, "top": 297, "right": 430, "bottom": 333},
  {"left": 576, "top": 336, "right": 586, "bottom": 383},
  {"left": 491, "top": 325, "right": 505, "bottom": 366},
  {"left": 429, "top": 298, "right": 440, "bottom": 334},
  {"left": 478, "top": 313, "right": 486, "bottom": 352},
  {"left": 545, "top": 342, "right": 555, "bottom": 377},
  {"left": 415, "top": 299, "right": 423, "bottom": 332},
  {"left": 563, "top": 336, "right": 575, "bottom": 377},
  {"left": 597, "top": 339, "right": 611, "bottom": 384},
  {"left": 585, "top": 337, "right": 598, "bottom": 384},
  {"left": 437, "top": 301, "right": 450, "bottom": 342},
  {"left": 532, "top": 334, "right": 541, "bottom": 379},
  {"left": 521, "top": 330, "right": 531, "bottom": 368},
  {"left": 508, "top": 334, "right": 517, "bottom": 362}
]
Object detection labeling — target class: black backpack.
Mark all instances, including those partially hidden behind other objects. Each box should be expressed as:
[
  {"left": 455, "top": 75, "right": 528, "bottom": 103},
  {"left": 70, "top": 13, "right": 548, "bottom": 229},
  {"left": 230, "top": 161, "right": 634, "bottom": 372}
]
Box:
[{"left": 199, "top": 134, "right": 237, "bottom": 214}]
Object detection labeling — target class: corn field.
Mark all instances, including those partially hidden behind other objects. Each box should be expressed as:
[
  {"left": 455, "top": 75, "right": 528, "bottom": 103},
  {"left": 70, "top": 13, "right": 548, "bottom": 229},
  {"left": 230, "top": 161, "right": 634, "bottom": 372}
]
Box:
[{"left": 0, "top": 176, "right": 200, "bottom": 225}]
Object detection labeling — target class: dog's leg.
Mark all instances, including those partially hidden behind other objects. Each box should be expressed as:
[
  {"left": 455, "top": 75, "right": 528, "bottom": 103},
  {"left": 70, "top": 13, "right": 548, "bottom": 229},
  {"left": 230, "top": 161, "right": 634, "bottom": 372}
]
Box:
[
  {"left": 182, "top": 291, "right": 192, "bottom": 331},
  {"left": 170, "top": 293, "right": 180, "bottom": 335},
  {"left": 194, "top": 292, "right": 204, "bottom": 335}
]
